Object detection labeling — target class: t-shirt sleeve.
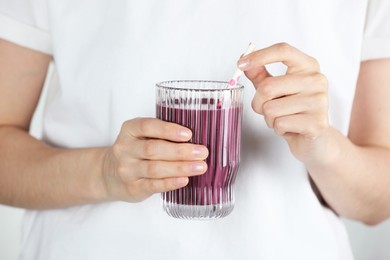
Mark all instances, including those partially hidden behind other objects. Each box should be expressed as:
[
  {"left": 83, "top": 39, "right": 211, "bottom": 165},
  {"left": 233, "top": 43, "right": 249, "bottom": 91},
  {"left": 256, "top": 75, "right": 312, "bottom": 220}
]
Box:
[
  {"left": 361, "top": 0, "right": 390, "bottom": 61},
  {"left": 0, "top": 0, "right": 52, "bottom": 54}
]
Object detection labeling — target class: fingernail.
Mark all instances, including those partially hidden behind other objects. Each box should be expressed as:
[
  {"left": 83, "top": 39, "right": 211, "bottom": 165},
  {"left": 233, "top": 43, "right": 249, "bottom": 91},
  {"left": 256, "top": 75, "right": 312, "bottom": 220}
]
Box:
[
  {"left": 192, "top": 147, "right": 208, "bottom": 158},
  {"left": 191, "top": 162, "right": 205, "bottom": 172},
  {"left": 237, "top": 58, "right": 250, "bottom": 69},
  {"left": 178, "top": 129, "right": 192, "bottom": 139},
  {"left": 175, "top": 177, "right": 188, "bottom": 186}
]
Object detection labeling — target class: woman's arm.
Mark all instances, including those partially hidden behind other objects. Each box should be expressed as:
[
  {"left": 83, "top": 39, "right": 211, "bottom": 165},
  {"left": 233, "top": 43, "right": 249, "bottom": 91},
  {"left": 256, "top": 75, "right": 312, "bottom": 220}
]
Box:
[
  {"left": 0, "top": 39, "right": 208, "bottom": 209},
  {"left": 322, "top": 59, "right": 390, "bottom": 224},
  {"left": 313, "top": 58, "right": 390, "bottom": 225},
  {"left": 239, "top": 42, "right": 390, "bottom": 225},
  {"left": 0, "top": 39, "right": 107, "bottom": 208}
]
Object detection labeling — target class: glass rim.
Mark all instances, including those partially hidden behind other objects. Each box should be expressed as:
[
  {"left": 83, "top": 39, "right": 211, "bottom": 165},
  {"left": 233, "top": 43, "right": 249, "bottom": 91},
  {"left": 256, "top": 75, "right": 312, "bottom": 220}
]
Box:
[{"left": 156, "top": 80, "right": 244, "bottom": 91}]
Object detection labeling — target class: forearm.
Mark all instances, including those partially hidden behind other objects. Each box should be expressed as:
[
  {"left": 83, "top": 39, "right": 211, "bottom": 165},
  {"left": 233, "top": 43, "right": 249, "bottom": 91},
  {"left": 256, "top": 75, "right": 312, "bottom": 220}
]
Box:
[
  {"left": 307, "top": 127, "right": 390, "bottom": 225},
  {"left": 0, "top": 126, "right": 108, "bottom": 209}
]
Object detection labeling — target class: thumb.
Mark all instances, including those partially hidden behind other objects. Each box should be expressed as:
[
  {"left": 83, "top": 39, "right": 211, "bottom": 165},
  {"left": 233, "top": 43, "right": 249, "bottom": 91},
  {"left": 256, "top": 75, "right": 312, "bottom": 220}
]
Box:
[
  {"left": 237, "top": 52, "right": 271, "bottom": 88},
  {"left": 243, "top": 65, "right": 271, "bottom": 89}
]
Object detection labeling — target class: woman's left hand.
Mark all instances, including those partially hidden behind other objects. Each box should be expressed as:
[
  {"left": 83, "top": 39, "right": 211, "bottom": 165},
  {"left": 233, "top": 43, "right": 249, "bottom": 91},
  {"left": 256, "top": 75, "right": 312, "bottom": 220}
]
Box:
[{"left": 238, "top": 42, "right": 330, "bottom": 164}]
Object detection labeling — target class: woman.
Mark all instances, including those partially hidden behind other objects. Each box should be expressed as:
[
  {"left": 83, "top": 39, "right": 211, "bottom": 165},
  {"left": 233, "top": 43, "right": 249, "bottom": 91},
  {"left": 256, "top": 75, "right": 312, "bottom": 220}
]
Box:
[{"left": 0, "top": 0, "right": 389, "bottom": 259}]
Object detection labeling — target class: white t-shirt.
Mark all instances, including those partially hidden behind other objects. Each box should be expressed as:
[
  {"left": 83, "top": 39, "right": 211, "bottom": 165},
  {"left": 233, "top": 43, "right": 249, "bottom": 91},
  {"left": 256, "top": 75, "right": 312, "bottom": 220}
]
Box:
[{"left": 1, "top": 1, "right": 390, "bottom": 259}]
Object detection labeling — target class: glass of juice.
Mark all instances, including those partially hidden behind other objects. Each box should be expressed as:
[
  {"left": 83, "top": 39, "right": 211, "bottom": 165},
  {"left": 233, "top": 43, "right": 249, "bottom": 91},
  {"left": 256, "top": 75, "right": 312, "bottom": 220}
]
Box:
[{"left": 156, "top": 80, "right": 243, "bottom": 219}]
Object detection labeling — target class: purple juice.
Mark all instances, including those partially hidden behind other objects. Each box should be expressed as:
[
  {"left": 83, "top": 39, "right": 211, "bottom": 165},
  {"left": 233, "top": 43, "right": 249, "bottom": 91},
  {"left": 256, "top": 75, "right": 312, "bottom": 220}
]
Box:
[
  {"left": 156, "top": 102, "right": 242, "bottom": 218},
  {"left": 156, "top": 80, "right": 244, "bottom": 219}
]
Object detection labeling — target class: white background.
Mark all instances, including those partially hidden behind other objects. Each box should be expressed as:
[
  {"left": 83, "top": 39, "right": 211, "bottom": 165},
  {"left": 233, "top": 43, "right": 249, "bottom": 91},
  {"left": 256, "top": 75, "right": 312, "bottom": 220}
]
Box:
[{"left": 2, "top": 67, "right": 390, "bottom": 260}]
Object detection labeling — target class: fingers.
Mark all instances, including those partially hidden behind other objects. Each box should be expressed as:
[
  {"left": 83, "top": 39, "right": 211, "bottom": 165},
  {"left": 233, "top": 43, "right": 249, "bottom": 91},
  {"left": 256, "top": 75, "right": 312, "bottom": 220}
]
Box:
[
  {"left": 119, "top": 160, "right": 208, "bottom": 180},
  {"left": 123, "top": 117, "right": 192, "bottom": 142},
  {"left": 256, "top": 93, "right": 327, "bottom": 128},
  {"left": 244, "top": 65, "right": 271, "bottom": 86},
  {"left": 251, "top": 73, "right": 328, "bottom": 114},
  {"left": 105, "top": 117, "right": 211, "bottom": 202},
  {"left": 238, "top": 42, "right": 320, "bottom": 75},
  {"left": 252, "top": 72, "right": 326, "bottom": 100},
  {"left": 241, "top": 43, "right": 329, "bottom": 141},
  {"left": 129, "top": 139, "right": 209, "bottom": 161},
  {"left": 122, "top": 177, "right": 189, "bottom": 202},
  {"left": 120, "top": 160, "right": 207, "bottom": 201},
  {"left": 272, "top": 114, "right": 329, "bottom": 140},
  {"left": 138, "top": 177, "right": 190, "bottom": 195},
  {"left": 233, "top": 42, "right": 331, "bottom": 163}
]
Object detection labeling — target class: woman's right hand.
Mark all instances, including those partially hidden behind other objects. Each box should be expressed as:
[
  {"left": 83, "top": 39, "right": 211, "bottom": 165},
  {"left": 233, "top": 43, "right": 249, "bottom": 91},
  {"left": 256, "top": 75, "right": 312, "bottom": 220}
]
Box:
[{"left": 101, "top": 117, "right": 209, "bottom": 203}]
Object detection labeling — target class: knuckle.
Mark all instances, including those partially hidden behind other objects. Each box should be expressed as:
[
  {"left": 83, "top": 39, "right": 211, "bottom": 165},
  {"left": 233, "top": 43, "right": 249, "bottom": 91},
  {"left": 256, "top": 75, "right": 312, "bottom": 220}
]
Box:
[
  {"left": 173, "top": 144, "right": 185, "bottom": 157},
  {"left": 121, "top": 119, "right": 133, "bottom": 130},
  {"left": 314, "top": 73, "right": 328, "bottom": 88},
  {"left": 260, "top": 78, "right": 274, "bottom": 98},
  {"left": 139, "top": 118, "right": 154, "bottom": 134},
  {"left": 178, "top": 162, "right": 191, "bottom": 174},
  {"left": 306, "top": 127, "right": 319, "bottom": 140},
  {"left": 162, "top": 121, "right": 176, "bottom": 134},
  {"left": 277, "top": 42, "right": 292, "bottom": 55},
  {"left": 308, "top": 57, "right": 320, "bottom": 70},
  {"left": 273, "top": 118, "right": 286, "bottom": 135},
  {"left": 273, "top": 117, "right": 283, "bottom": 128},
  {"left": 116, "top": 161, "right": 133, "bottom": 182},
  {"left": 262, "top": 101, "right": 276, "bottom": 118},
  {"left": 317, "top": 93, "right": 328, "bottom": 108},
  {"left": 264, "top": 118, "right": 273, "bottom": 129},
  {"left": 251, "top": 98, "right": 263, "bottom": 114},
  {"left": 310, "top": 93, "right": 328, "bottom": 113},
  {"left": 147, "top": 180, "right": 162, "bottom": 193},
  {"left": 143, "top": 140, "right": 158, "bottom": 158},
  {"left": 145, "top": 161, "right": 159, "bottom": 178},
  {"left": 116, "top": 165, "right": 128, "bottom": 179},
  {"left": 111, "top": 143, "right": 123, "bottom": 159},
  {"left": 123, "top": 117, "right": 143, "bottom": 131}
]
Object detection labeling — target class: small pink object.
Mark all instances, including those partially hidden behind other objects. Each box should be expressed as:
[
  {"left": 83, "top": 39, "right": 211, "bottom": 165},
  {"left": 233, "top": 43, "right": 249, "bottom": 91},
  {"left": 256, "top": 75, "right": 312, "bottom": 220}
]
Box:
[{"left": 227, "top": 42, "right": 256, "bottom": 88}]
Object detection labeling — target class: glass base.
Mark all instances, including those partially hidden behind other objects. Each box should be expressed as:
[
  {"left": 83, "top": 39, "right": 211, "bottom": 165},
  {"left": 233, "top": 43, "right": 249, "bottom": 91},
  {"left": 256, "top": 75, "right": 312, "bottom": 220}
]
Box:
[{"left": 162, "top": 201, "right": 234, "bottom": 219}]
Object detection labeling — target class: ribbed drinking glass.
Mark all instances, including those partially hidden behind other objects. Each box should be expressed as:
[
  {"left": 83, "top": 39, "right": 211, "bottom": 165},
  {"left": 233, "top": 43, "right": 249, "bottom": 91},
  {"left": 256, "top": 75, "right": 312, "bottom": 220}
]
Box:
[{"left": 156, "top": 80, "right": 243, "bottom": 219}]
